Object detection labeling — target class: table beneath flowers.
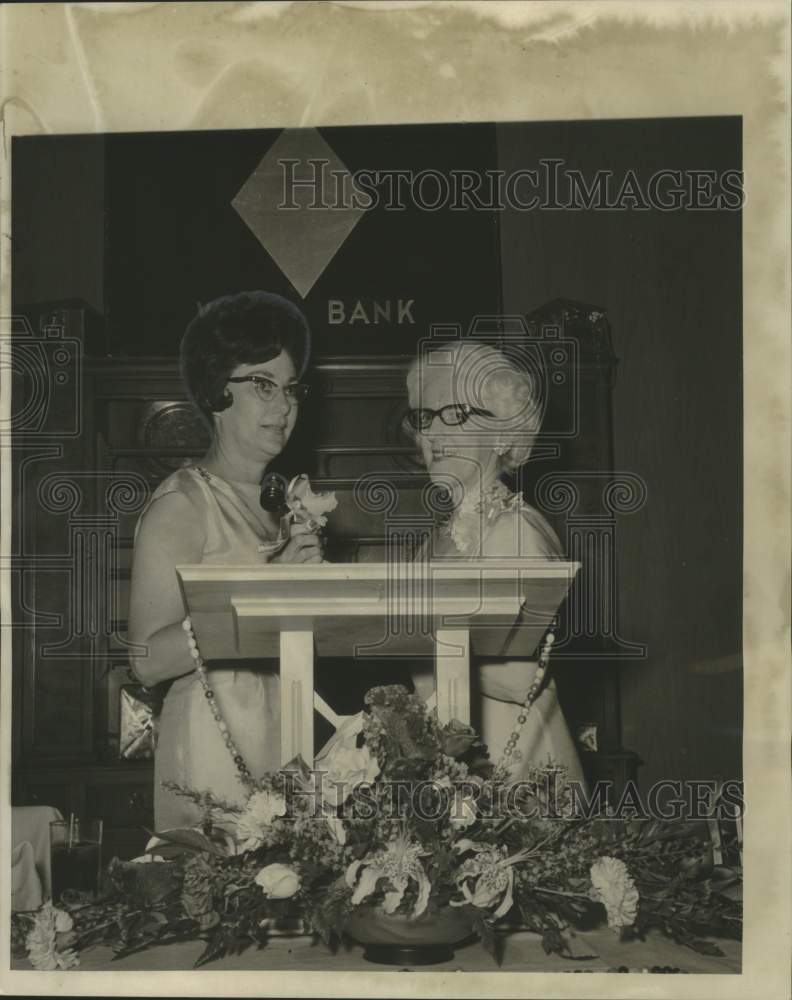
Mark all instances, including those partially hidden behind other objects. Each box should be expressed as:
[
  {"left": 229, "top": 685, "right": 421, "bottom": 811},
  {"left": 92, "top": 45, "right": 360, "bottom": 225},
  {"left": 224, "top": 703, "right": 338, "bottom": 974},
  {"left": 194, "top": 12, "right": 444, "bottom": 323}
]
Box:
[{"left": 12, "top": 927, "right": 740, "bottom": 974}]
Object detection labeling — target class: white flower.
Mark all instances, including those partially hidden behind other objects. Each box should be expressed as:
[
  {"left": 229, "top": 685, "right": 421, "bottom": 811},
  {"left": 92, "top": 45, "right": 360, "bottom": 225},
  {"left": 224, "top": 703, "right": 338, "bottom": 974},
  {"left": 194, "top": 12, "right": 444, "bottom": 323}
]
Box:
[
  {"left": 449, "top": 502, "right": 482, "bottom": 557},
  {"left": 448, "top": 482, "right": 517, "bottom": 556},
  {"left": 235, "top": 789, "right": 287, "bottom": 851},
  {"left": 53, "top": 908, "right": 73, "bottom": 933},
  {"left": 450, "top": 843, "right": 515, "bottom": 918},
  {"left": 144, "top": 827, "right": 203, "bottom": 853},
  {"left": 589, "top": 856, "right": 639, "bottom": 930},
  {"left": 254, "top": 863, "right": 301, "bottom": 899},
  {"left": 450, "top": 839, "right": 538, "bottom": 919},
  {"left": 287, "top": 474, "right": 337, "bottom": 529},
  {"left": 324, "top": 813, "right": 347, "bottom": 846},
  {"left": 448, "top": 789, "right": 478, "bottom": 830},
  {"left": 26, "top": 902, "right": 78, "bottom": 971},
  {"left": 459, "top": 867, "right": 514, "bottom": 915},
  {"left": 453, "top": 837, "right": 485, "bottom": 854},
  {"left": 345, "top": 831, "right": 432, "bottom": 917},
  {"left": 317, "top": 739, "right": 380, "bottom": 808}
]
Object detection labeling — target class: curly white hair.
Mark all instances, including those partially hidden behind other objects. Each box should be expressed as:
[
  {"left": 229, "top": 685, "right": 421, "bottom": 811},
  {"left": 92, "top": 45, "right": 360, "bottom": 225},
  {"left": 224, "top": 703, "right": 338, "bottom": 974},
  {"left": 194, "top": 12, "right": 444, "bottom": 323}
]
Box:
[{"left": 406, "top": 339, "right": 542, "bottom": 470}]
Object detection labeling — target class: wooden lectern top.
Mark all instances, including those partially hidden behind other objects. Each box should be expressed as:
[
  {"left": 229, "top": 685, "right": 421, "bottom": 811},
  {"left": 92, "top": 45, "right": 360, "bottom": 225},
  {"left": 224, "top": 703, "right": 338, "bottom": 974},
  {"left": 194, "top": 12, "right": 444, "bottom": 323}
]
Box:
[{"left": 177, "top": 559, "right": 580, "bottom": 662}]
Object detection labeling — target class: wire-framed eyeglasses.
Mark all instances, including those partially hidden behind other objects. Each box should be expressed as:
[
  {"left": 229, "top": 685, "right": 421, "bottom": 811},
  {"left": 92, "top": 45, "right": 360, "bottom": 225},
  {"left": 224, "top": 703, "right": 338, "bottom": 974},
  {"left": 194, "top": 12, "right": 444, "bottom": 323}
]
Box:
[
  {"left": 227, "top": 376, "right": 310, "bottom": 404},
  {"left": 404, "top": 402, "right": 495, "bottom": 432}
]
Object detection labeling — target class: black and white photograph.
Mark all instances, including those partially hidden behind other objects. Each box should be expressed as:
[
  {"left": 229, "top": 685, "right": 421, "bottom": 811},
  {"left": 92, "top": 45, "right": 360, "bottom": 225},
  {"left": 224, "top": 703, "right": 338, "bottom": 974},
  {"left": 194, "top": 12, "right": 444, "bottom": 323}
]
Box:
[{"left": 1, "top": 3, "right": 789, "bottom": 998}]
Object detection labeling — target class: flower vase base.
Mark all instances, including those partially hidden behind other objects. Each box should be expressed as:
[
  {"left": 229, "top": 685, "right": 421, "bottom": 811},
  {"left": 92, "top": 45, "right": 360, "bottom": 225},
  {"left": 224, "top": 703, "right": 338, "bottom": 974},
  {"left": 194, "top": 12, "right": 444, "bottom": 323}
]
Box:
[
  {"left": 362, "top": 943, "right": 456, "bottom": 966},
  {"left": 345, "top": 906, "right": 473, "bottom": 967}
]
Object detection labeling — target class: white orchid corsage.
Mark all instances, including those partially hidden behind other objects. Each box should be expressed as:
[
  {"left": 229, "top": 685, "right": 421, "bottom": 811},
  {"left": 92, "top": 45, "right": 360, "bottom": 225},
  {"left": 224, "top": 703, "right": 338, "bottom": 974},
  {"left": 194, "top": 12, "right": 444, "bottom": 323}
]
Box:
[
  {"left": 286, "top": 474, "right": 338, "bottom": 532},
  {"left": 258, "top": 474, "right": 337, "bottom": 556}
]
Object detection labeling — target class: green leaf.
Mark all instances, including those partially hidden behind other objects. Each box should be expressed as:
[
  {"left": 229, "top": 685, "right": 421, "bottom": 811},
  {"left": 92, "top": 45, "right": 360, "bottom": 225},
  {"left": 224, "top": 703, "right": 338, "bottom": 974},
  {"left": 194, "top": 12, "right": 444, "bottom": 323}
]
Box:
[
  {"left": 470, "top": 911, "right": 500, "bottom": 964},
  {"left": 195, "top": 935, "right": 228, "bottom": 968},
  {"left": 144, "top": 827, "right": 224, "bottom": 857},
  {"left": 686, "top": 938, "right": 725, "bottom": 957},
  {"left": 541, "top": 925, "right": 565, "bottom": 956},
  {"left": 143, "top": 842, "right": 191, "bottom": 861},
  {"left": 480, "top": 922, "right": 496, "bottom": 956}
]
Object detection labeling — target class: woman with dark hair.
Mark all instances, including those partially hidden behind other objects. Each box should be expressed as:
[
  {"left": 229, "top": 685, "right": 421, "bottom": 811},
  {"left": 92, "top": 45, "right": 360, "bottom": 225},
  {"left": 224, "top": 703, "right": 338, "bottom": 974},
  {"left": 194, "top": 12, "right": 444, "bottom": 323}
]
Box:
[{"left": 128, "top": 291, "right": 321, "bottom": 829}]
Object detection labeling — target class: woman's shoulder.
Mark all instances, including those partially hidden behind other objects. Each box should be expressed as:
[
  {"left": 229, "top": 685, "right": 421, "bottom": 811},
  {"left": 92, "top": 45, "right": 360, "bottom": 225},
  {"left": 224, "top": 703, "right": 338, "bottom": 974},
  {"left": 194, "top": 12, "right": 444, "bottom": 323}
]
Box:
[
  {"left": 147, "top": 465, "right": 207, "bottom": 505},
  {"left": 487, "top": 494, "right": 564, "bottom": 559},
  {"left": 135, "top": 467, "right": 208, "bottom": 541}
]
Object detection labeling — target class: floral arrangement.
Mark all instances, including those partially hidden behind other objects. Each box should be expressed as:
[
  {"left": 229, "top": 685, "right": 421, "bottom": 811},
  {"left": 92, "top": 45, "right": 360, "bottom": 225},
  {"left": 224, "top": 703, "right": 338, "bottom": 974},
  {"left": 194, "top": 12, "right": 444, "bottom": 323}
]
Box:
[{"left": 12, "top": 686, "right": 741, "bottom": 970}]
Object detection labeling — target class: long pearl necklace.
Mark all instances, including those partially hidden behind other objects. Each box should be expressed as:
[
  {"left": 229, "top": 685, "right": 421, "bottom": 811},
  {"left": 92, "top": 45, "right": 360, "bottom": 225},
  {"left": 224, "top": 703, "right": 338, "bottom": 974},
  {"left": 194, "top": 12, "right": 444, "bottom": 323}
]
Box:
[
  {"left": 182, "top": 616, "right": 257, "bottom": 790},
  {"left": 493, "top": 621, "right": 557, "bottom": 776}
]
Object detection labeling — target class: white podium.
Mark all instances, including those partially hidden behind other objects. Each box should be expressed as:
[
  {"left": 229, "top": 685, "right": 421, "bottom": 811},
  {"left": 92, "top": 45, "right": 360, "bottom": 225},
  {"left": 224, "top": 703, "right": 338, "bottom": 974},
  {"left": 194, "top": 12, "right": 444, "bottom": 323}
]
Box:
[{"left": 177, "top": 559, "right": 580, "bottom": 766}]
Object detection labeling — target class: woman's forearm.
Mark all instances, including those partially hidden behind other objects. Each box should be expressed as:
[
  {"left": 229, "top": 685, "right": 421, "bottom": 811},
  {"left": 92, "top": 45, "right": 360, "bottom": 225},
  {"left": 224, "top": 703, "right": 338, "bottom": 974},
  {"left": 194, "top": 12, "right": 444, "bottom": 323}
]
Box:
[
  {"left": 477, "top": 659, "right": 540, "bottom": 704},
  {"left": 410, "top": 665, "right": 435, "bottom": 702},
  {"left": 129, "top": 620, "right": 197, "bottom": 686},
  {"left": 410, "top": 660, "right": 540, "bottom": 705}
]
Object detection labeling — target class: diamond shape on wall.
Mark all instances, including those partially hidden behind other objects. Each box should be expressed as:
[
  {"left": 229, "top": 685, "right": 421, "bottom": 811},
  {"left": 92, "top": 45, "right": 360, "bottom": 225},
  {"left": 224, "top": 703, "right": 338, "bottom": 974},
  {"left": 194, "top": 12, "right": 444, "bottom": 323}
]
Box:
[{"left": 232, "top": 128, "right": 365, "bottom": 298}]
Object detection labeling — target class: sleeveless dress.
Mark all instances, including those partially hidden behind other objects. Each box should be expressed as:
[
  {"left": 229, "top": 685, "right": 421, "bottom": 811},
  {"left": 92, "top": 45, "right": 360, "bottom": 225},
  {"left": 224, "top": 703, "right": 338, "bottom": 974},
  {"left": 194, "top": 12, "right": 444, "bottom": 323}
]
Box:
[
  {"left": 426, "top": 483, "right": 585, "bottom": 785},
  {"left": 134, "top": 466, "right": 282, "bottom": 829}
]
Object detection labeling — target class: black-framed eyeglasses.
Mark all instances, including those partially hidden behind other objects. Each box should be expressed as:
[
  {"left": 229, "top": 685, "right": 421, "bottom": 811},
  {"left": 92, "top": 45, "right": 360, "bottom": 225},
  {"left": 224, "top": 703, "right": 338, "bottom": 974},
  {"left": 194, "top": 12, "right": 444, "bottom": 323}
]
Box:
[
  {"left": 227, "top": 376, "right": 310, "bottom": 404},
  {"left": 404, "top": 403, "right": 495, "bottom": 432}
]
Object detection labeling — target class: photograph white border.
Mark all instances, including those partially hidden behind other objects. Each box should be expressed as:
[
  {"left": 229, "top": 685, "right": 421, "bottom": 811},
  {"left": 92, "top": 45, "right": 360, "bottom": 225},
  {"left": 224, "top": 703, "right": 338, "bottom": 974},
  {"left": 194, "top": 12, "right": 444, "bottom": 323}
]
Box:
[{"left": 1, "top": 2, "right": 789, "bottom": 997}]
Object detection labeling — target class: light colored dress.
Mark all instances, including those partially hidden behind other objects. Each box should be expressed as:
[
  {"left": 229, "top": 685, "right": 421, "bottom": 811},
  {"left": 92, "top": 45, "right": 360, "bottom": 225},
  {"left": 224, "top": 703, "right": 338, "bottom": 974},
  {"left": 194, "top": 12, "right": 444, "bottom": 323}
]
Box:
[
  {"left": 426, "top": 481, "right": 585, "bottom": 784},
  {"left": 134, "top": 466, "right": 281, "bottom": 830}
]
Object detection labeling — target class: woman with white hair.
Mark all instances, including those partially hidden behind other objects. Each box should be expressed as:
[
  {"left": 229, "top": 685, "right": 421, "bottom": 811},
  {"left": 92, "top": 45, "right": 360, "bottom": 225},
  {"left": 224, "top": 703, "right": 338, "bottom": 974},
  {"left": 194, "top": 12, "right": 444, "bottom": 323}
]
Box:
[{"left": 405, "top": 339, "right": 584, "bottom": 783}]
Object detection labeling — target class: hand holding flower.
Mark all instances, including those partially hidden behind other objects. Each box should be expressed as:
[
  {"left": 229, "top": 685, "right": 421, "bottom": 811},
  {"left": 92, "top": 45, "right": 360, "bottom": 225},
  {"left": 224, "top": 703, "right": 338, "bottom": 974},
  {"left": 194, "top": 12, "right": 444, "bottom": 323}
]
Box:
[
  {"left": 287, "top": 474, "right": 338, "bottom": 532},
  {"left": 270, "top": 519, "right": 323, "bottom": 565}
]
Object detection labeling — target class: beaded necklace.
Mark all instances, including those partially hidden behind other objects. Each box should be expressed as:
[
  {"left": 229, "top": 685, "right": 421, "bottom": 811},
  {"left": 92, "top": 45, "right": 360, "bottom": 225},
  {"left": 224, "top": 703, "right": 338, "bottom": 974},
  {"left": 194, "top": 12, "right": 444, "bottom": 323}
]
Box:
[
  {"left": 492, "top": 621, "right": 557, "bottom": 777},
  {"left": 182, "top": 616, "right": 258, "bottom": 790}
]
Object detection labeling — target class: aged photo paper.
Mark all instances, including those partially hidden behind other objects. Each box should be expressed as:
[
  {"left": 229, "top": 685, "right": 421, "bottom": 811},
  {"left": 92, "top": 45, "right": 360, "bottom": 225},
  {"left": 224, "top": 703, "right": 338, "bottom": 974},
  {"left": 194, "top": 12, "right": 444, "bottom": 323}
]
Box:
[{"left": 1, "top": 2, "right": 790, "bottom": 998}]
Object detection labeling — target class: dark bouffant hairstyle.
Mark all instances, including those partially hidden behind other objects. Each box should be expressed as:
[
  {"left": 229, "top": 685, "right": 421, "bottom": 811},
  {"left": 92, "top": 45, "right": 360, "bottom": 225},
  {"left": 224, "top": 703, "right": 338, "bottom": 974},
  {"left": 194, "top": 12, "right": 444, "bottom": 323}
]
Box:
[{"left": 180, "top": 291, "right": 310, "bottom": 427}]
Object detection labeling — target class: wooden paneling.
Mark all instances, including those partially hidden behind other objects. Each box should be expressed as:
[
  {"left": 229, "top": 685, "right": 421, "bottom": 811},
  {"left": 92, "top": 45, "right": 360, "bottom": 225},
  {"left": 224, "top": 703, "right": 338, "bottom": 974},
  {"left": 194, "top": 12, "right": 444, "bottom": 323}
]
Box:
[{"left": 12, "top": 304, "right": 97, "bottom": 763}]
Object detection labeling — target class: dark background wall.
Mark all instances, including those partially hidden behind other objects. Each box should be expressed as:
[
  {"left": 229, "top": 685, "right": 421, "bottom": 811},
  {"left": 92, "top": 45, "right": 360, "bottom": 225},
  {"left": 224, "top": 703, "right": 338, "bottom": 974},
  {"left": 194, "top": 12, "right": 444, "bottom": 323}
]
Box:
[
  {"left": 12, "top": 135, "right": 105, "bottom": 312},
  {"left": 14, "top": 125, "right": 503, "bottom": 357},
  {"left": 496, "top": 118, "right": 742, "bottom": 789},
  {"left": 12, "top": 119, "right": 742, "bottom": 791}
]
